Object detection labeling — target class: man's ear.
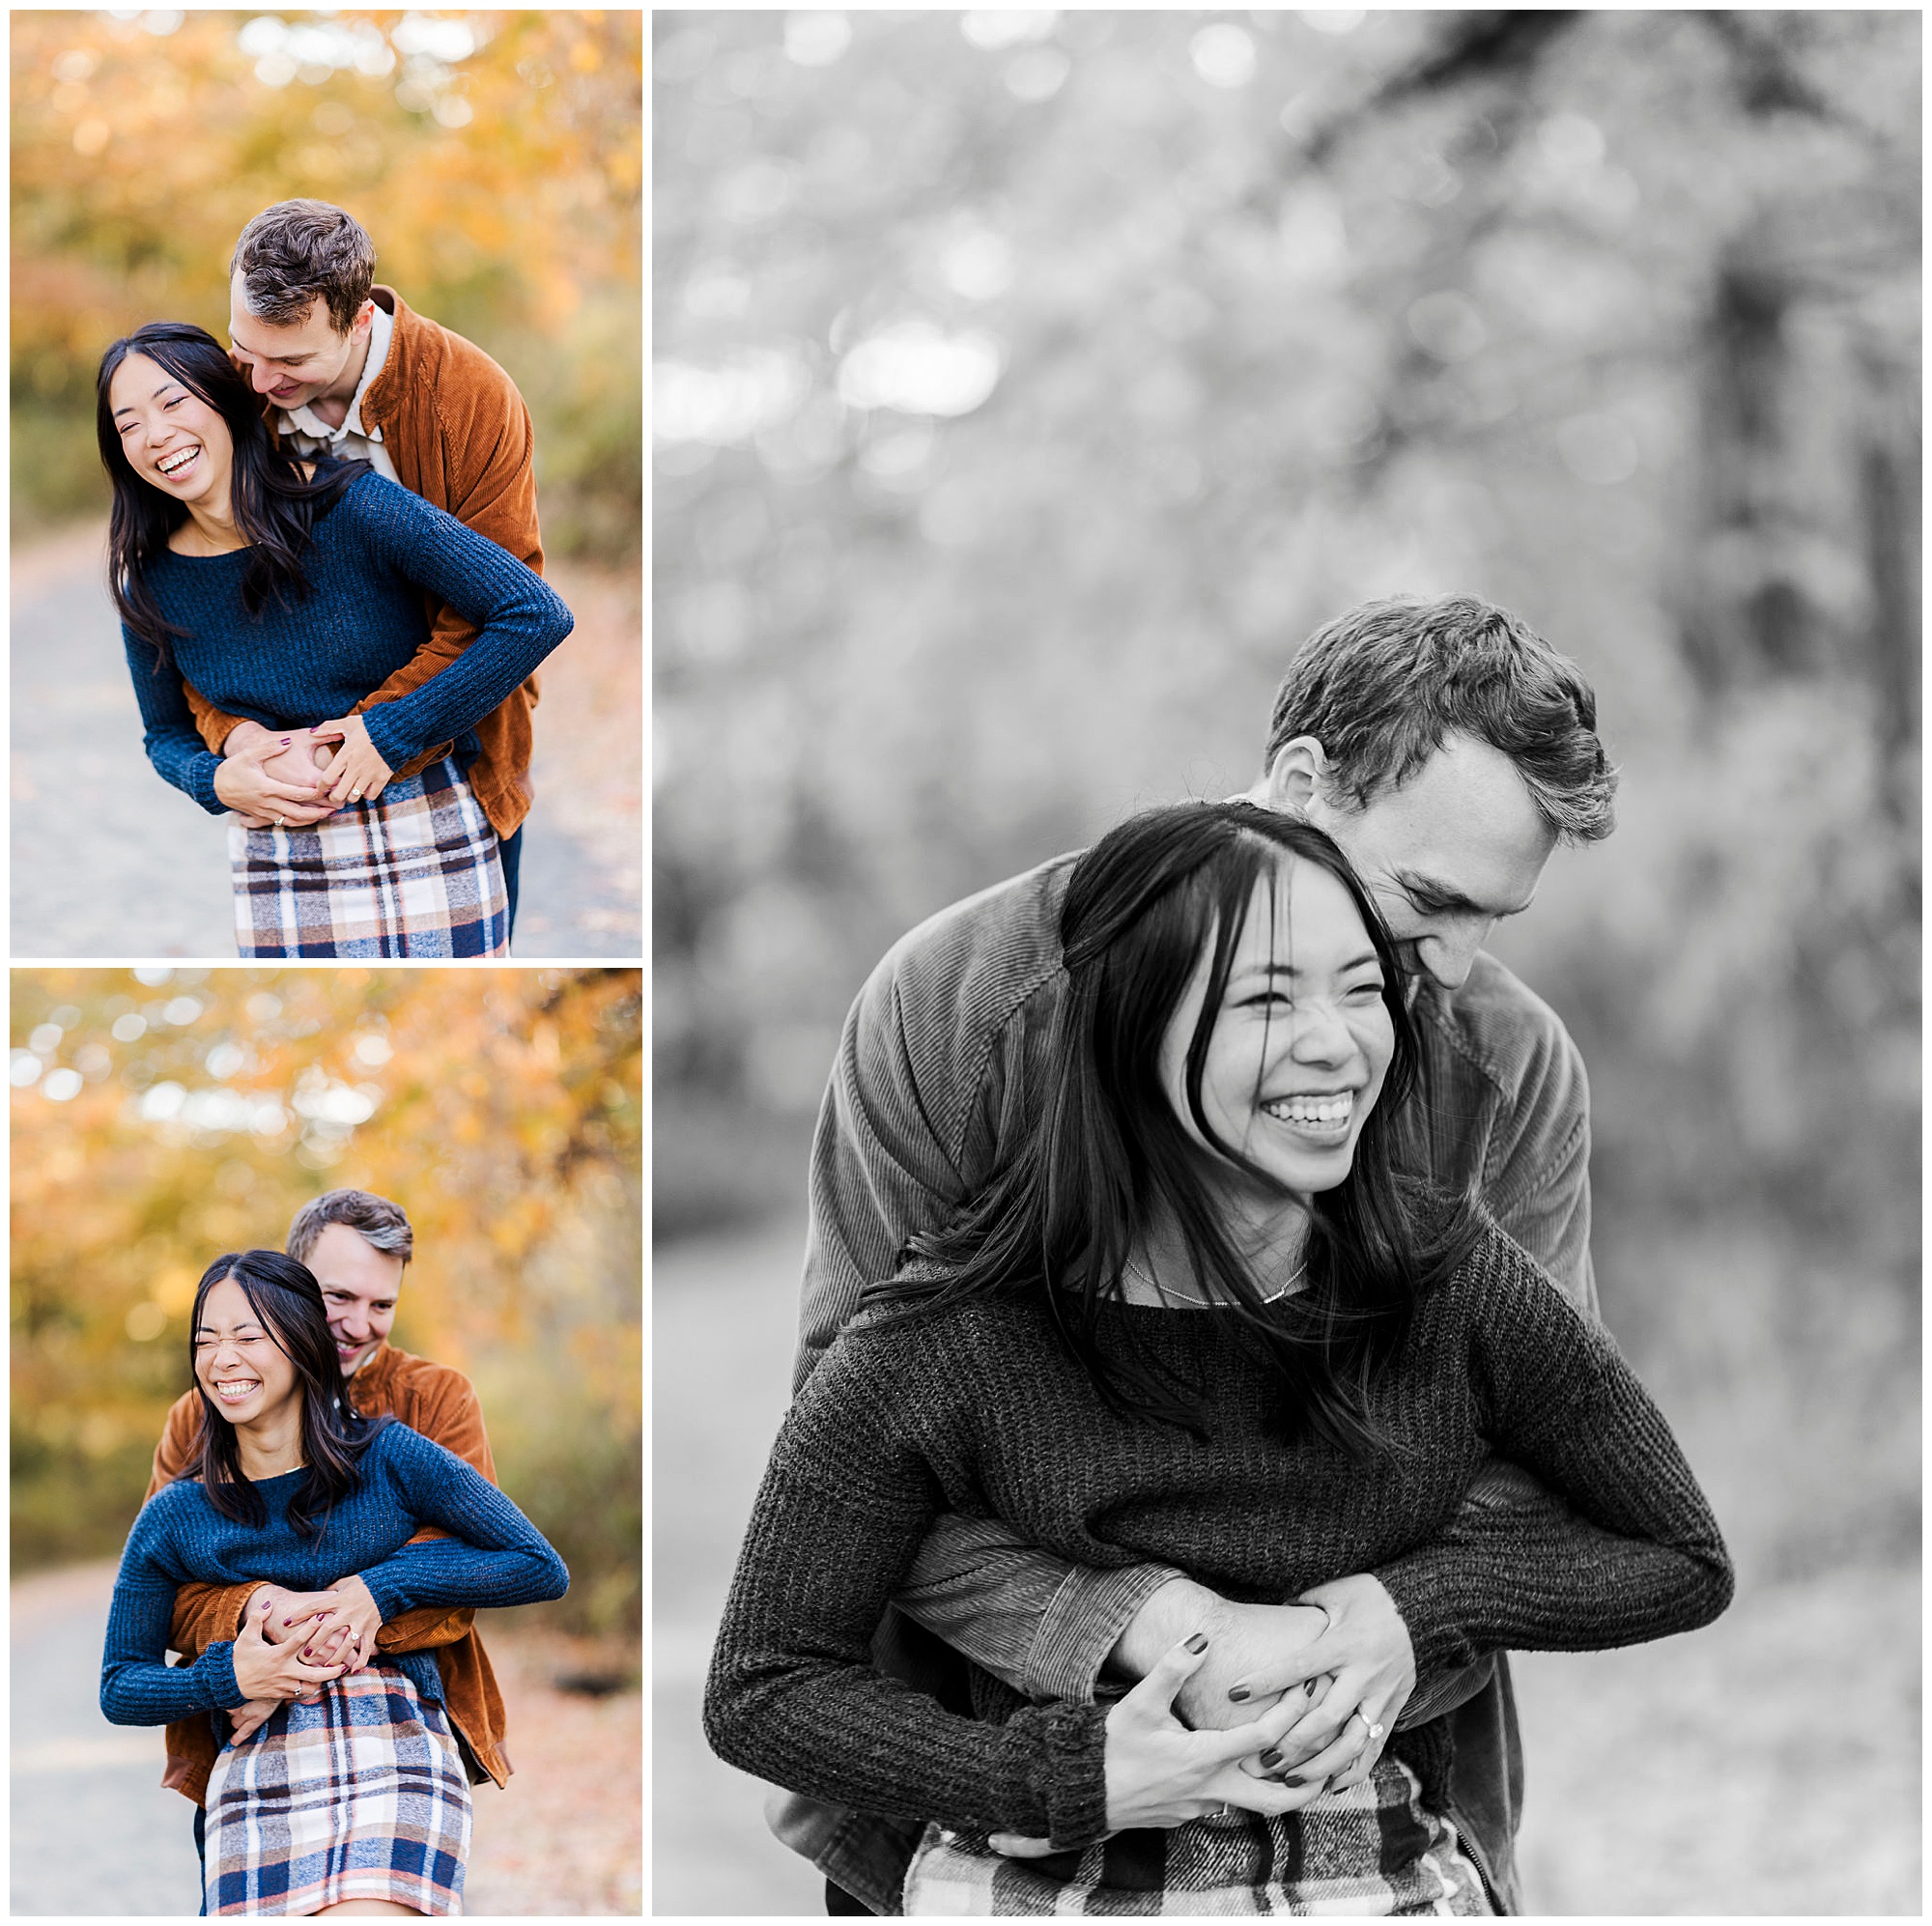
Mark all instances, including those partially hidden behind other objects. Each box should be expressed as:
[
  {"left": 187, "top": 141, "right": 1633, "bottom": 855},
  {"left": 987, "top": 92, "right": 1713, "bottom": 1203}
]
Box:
[
  {"left": 351, "top": 298, "right": 376, "bottom": 340},
  {"left": 1261, "top": 736, "right": 1329, "bottom": 817}
]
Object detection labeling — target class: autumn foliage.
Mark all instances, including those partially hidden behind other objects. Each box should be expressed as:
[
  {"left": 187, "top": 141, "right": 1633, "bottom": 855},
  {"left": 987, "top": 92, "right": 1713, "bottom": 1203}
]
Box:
[
  {"left": 11, "top": 966, "right": 642, "bottom": 1634},
  {"left": 12, "top": 8, "right": 641, "bottom": 557}
]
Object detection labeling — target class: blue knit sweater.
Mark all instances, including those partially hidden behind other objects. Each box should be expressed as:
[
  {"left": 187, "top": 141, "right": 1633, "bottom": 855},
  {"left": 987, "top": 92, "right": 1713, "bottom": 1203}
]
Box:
[
  {"left": 122, "top": 466, "right": 574, "bottom": 815},
  {"left": 100, "top": 1420, "right": 568, "bottom": 1727}
]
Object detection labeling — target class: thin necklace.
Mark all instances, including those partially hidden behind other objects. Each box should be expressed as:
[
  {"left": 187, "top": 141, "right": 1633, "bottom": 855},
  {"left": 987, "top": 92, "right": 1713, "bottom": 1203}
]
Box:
[{"left": 1123, "top": 1254, "right": 1307, "bottom": 1308}]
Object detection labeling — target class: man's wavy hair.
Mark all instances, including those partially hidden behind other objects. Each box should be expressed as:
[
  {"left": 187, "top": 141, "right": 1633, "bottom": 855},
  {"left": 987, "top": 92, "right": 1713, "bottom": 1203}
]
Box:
[
  {"left": 230, "top": 199, "right": 375, "bottom": 334},
  {"left": 873, "top": 800, "right": 1480, "bottom": 1459},
  {"left": 1264, "top": 596, "right": 1618, "bottom": 841}
]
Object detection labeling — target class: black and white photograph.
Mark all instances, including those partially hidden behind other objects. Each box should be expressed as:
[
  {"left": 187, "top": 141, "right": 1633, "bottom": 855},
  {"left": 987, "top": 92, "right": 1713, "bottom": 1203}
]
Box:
[{"left": 654, "top": 11, "right": 1918, "bottom": 1917}]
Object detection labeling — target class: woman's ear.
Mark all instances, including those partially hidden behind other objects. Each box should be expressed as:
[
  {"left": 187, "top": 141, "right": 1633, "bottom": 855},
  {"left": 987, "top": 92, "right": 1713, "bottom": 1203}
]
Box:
[{"left": 1262, "top": 737, "right": 1329, "bottom": 817}]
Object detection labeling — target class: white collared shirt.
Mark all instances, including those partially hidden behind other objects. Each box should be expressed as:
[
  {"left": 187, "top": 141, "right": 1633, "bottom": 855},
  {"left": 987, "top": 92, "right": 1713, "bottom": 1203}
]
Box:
[{"left": 275, "top": 299, "right": 399, "bottom": 481}]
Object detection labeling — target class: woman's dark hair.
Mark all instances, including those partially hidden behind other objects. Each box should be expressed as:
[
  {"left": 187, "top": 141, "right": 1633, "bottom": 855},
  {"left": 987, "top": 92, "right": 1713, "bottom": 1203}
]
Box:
[
  {"left": 185, "top": 1249, "right": 386, "bottom": 1539},
  {"left": 881, "top": 800, "right": 1479, "bottom": 1458},
  {"left": 96, "top": 322, "right": 356, "bottom": 666}
]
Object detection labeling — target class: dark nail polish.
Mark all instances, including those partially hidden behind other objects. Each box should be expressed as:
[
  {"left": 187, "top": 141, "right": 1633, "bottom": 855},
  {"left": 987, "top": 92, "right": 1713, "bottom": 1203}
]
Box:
[
  {"left": 1285, "top": 1774, "right": 1312, "bottom": 1787},
  {"left": 1227, "top": 1685, "right": 1251, "bottom": 1703},
  {"left": 1258, "top": 1747, "right": 1282, "bottom": 1769},
  {"left": 1184, "top": 1631, "right": 1209, "bottom": 1654}
]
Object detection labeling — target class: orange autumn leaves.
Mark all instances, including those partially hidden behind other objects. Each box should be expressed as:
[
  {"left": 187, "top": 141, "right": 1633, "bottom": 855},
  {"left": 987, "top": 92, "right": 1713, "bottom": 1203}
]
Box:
[{"left": 12, "top": 967, "right": 640, "bottom": 1627}]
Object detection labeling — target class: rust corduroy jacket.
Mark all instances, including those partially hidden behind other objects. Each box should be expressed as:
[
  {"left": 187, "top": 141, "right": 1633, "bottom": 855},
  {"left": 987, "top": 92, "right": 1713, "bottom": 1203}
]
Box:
[
  {"left": 184, "top": 286, "right": 545, "bottom": 840},
  {"left": 145, "top": 1341, "right": 512, "bottom": 1806}
]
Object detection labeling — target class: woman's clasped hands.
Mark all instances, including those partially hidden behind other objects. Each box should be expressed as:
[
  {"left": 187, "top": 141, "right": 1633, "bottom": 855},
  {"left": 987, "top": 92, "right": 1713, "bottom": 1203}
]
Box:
[
  {"left": 213, "top": 720, "right": 338, "bottom": 829},
  {"left": 226, "top": 1576, "right": 385, "bottom": 1742},
  {"left": 989, "top": 1632, "right": 1355, "bottom": 1859},
  {"left": 307, "top": 712, "right": 395, "bottom": 808}
]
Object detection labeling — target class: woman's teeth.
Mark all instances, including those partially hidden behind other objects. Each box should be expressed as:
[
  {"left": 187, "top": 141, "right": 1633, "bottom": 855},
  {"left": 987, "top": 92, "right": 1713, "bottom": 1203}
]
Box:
[
  {"left": 213, "top": 1379, "right": 261, "bottom": 1402},
  {"left": 1261, "top": 1093, "right": 1354, "bottom": 1135},
  {"left": 157, "top": 446, "right": 200, "bottom": 479}
]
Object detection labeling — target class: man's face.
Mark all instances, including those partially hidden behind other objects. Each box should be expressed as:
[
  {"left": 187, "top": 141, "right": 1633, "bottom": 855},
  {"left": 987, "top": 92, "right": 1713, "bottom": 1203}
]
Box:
[
  {"left": 227, "top": 273, "right": 366, "bottom": 410},
  {"left": 305, "top": 1222, "right": 405, "bottom": 1376},
  {"left": 1297, "top": 733, "right": 1557, "bottom": 993}
]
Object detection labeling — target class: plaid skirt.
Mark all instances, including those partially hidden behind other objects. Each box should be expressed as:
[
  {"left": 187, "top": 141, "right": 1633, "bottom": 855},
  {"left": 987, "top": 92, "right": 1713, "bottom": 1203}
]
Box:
[
  {"left": 228, "top": 755, "right": 507, "bottom": 958},
  {"left": 901, "top": 1758, "right": 1493, "bottom": 1916},
  {"left": 203, "top": 1664, "right": 471, "bottom": 1916}
]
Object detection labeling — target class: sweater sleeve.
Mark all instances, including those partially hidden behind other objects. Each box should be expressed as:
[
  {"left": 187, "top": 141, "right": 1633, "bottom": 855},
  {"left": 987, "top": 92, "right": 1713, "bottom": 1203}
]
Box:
[
  {"left": 121, "top": 627, "right": 227, "bottom": 814},
  {"left": 704, "top": 1332, "right": 1114, "bottom": 1850},
  {"left": 351, "top": 1425, "right": 567, "bottom": 1621},
  {"left": 100, "top": 1494, "right": 245, "bottom": 1724},
  {"left": 1372, "top": 1237, "right": 1733, "bottom": 1674},
  {"left": 335, "top": 481, "right": 572, "bottom": 771}
]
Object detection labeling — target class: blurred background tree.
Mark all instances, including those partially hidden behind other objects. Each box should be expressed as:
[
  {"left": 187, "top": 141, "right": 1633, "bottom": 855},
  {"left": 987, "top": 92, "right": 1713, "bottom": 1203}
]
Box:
[
  {"left": 12, "top": 7, "right": 641, "bottom": 562},
  {"left": 12, "top": 965, "right": 641, "bottom": 1638},
  {"left": 654, "top": 9, "right": 1918, "bottom": 1585}
]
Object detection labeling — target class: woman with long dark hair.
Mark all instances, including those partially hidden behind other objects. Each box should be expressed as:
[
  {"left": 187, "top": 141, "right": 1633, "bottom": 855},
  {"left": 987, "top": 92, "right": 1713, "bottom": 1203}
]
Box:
[
  {"left": 99, "top": 322, "right": 572, "bottom": 956},
  {"left": 101, "top": 1251, "right": 568, "bottom": 1916},
  {"left": 706, "top": 800, "right": 1731, "bottom": 1915}
]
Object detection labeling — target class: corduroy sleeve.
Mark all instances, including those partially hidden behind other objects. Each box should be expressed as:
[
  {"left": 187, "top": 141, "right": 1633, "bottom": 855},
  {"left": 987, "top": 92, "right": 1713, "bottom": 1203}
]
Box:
[
  {"left": 1371, "top": 1236, "right": 1733, "bottom": 1674},
  {"left": 798, "top": 874, "right": 1192, "bottom": 1707},
  {"left": 342, "top": 372, "right": 544, "bottom": 777},
  {"left": 705, "top": 1336, "right": 1114, "bottom": 1848},
  {"left": 370, "top": 1367, "right": 498, "bottom": 1657},
  {"left": 336, "top": 481, "right": 569, "bottom": 772},
  {"left": 354, "top": 1426, "right": 566, "bottom": 1620}
]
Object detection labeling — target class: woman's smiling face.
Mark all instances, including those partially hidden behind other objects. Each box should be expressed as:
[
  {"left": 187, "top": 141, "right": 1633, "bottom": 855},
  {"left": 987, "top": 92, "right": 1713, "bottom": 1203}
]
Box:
[
  {"left": 1159, "top": 855, "right": 1396, "bottom": 1209},
  {"left": 107, "top": 351, "right": 234, "bottom": 511},
  {"left": 193, "top": 1273, "right": 299, "bottom": 1429}
]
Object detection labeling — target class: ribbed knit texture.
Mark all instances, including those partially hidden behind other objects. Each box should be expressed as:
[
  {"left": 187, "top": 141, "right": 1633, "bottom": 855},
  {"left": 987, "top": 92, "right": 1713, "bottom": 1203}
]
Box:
[
  {"left": 102, "top": 1420, "right": 568, "bottom": 1727},
  {"left": 122, "top": 466, "right": 573, "bottom": 815},
  {"left": 706, "top": 1224, "right": 1731, "bottom": 1852}
]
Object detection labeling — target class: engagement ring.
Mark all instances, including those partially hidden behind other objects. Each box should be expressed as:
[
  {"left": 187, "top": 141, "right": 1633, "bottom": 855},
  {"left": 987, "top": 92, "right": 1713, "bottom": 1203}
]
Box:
[{"left": 274, "top": 814, "right": 285, "bottom": 827}]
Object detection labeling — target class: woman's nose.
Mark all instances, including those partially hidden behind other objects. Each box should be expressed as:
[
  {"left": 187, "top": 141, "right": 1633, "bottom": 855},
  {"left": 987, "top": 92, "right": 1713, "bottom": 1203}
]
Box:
[{"left": 1286, "top": 1001, "right": 1355, "bottom": 1062}]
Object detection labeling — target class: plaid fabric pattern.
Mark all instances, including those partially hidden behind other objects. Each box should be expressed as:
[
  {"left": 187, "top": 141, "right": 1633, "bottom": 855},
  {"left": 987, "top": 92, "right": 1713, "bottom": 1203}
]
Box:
[
  {"left": 901, "top": 1759, "right": 1492, "bottom": 1917},
  {"left": 228, "top": 755, "right": 507, "bottom": 957},
  {"left": 204, "top": 1664, "right": 470, "bottom": 1916}
]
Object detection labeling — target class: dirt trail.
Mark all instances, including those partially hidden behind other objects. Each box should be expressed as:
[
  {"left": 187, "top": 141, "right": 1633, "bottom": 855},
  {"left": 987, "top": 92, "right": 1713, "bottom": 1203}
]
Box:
[{"left": 10, "top": 524, "right": 640, "bottom": 958}]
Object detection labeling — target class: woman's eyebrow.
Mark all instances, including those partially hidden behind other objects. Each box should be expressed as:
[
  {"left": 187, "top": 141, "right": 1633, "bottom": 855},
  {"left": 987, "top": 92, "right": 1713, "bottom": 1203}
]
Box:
[
  {"left": 1236, "top": 951, "right": 1382, "bottom": 980},
  {"left": 111, "top": 382, "right": 182, "bottom": 420}
]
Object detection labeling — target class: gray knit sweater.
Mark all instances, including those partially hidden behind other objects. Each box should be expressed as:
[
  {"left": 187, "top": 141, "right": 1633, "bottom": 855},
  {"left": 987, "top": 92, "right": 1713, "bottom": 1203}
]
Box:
[{"left": 705, "top": 1224, "right": 1731, "bottom": 1850}]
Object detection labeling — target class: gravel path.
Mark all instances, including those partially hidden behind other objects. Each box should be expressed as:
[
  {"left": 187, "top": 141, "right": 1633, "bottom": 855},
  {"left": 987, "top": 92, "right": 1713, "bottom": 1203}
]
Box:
[
  {"left": 10, "top": 525, "right": 640, "bottom": 959},
  {"left": 654, "top": 1214, "right": 1920, "bottom": 1917},
  {"left": 11, "top": 1563, "right": 640, "bottom": 1916}
]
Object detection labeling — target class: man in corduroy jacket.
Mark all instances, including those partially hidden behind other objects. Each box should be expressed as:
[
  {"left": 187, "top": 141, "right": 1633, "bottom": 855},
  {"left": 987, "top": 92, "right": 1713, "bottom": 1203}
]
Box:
[
  {"left": 145, "top": 1187, "right": 513, "bottom": 1869},
  {"left": 180, "top": 198, "right": 546, "bottom": 930}
]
